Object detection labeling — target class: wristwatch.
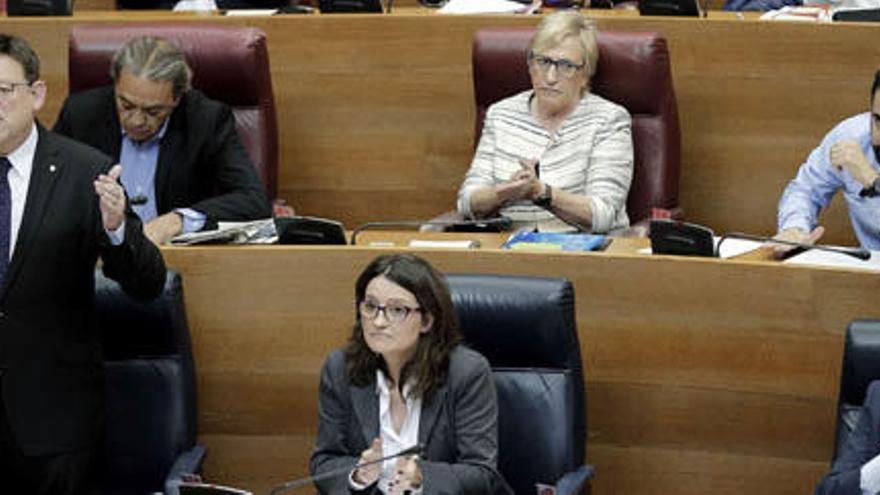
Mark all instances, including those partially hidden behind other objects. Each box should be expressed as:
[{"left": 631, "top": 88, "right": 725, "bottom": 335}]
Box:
[
  {"left": 533, "top": 184, "right": 553, "bottom": 208},
  {"left": 859, "top": 176, "right": 880, "bottom": 198}
]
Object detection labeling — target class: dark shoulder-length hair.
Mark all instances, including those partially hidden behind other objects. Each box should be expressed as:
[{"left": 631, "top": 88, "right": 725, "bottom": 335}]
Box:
[{"left": 345, "top": 254, "right": 461, "bottom": 401}]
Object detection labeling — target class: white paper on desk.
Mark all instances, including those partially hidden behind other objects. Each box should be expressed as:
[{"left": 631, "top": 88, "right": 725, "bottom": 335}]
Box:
[
  {"left": 438, "top": 0, "right": 528, "bottom": 14},
  {"left": 760, "top": 6, "right": 831, "bottom": 22},
  {"left": 638, "top": 236, "right": 763, "bottom": 258},
  {"left": 409, "top": 239, "right": 480, "bottom": 249},
  {"left": 224, "top": 8, "right": 278, "bottom": 15},
  {"left": 173, "top": 0, "right": 217, "bottom": 11},
  {"left": 783, "top": 249, "right": 880, "bottom": 272},
  {"left": 169, "top": 218, "right": 276, "bottom": 245}
]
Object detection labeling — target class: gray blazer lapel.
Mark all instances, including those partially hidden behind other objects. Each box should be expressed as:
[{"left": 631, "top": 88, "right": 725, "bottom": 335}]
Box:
[
  {"left": 351, "top": 381, "right": 379, "bottom": 447},
  {"left": 418, "top": 384, "right": 448, "bottom": 448}
]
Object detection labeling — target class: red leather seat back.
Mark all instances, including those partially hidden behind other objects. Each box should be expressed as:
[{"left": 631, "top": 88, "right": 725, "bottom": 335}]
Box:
[
  {"left": 68, "top": 24, "right": 279, "bottom": 198},
  {"left": 472, "top": 28, "right": 681, "bottom": 223}
]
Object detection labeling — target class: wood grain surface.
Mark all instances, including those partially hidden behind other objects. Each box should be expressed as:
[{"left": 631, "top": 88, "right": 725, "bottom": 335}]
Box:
[{"left": 161, "top": 240, "right": 880, "bottom": 494}]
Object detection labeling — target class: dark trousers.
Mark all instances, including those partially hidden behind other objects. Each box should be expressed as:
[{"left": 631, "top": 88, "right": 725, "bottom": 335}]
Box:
[{"left": 0, "top": 395, "right": 93, "bottom": 495}]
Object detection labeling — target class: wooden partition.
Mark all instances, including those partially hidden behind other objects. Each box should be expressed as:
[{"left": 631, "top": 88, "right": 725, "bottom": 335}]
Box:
[
  {"left": 160, "top": 241, "right": 880, "bottom": 494},
  {"left": 0, "top": 10, "right": 875, "bottom": 246}
]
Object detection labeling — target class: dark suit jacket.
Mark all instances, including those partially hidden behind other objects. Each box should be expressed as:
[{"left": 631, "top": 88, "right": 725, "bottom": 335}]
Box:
[
  {"left": 0, "top": 125, "right": 166, "bottom": 456},
  {"left": 816, "top": 380, "right": 880, "bottom": 494},
  {"left": 310, "top": 345, "right": 511, "bottom": 495},
  {"left": 53, "top": 86, "right": 271, "bottom": 227}
]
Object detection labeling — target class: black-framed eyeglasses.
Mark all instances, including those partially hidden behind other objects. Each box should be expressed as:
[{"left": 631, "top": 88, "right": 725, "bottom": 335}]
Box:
[
  {"left": 0, "top": 81, "right": 31, "bottom": 99},
  {"left": 528, "top": 52, "right": 585, "bottom": 78},
  {"left": 359, "top": 299, "right": 422, "bottom": 324}
]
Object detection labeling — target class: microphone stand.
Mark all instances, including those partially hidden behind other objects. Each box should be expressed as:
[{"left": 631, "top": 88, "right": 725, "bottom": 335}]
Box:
[
  {"left": 716, "top": 232, "right": 871, "bottom": 261},
  {"left": 268, "top": 444, "right": 422, "bottom": 495}
]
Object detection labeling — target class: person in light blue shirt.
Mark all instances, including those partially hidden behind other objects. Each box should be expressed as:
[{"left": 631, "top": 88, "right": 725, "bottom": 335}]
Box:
[{"left": 777, "top": 70, "right": 880, "bottom": 251}]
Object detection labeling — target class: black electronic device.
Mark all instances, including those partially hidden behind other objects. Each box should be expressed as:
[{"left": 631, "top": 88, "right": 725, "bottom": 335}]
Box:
[
  {"left": 833, "top": 8, "right": 880, "bottom": 21},
  {"left": 275, "top": 216, "right": 347, "bottom": 245},
  {"left": 649, "top": 219, "right": 715, "bottom": 257},
  {"left": 446, "top": 217, "right": 513, "bottom": 233},
  {"left": 318, "top": 0, "right": 382, "bottom": 12},
  {"left": 349, "top": 216, "right": 512, "bottom": 245},
  {"left": 7, "top": 0, "right": 71, "bottom": 15},
  {"left": 639, "top": 0, "right": 700, "bottom": 16},
  {"left": 276, "top": 3, "right": 314, "bottom": 12}
]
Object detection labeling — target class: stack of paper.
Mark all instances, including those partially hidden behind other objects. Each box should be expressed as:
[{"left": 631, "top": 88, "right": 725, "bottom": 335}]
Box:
[
  {"left": 169, "top": 219, "right": 276, "bottom": 246},
  {"left": 438, "top": 0, "right": 531, "bottom": 14}
]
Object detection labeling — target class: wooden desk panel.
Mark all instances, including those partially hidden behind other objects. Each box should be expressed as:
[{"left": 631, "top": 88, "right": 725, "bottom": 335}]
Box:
[{"left": 161, "top": 242, "right": 880, "bottom": 494}]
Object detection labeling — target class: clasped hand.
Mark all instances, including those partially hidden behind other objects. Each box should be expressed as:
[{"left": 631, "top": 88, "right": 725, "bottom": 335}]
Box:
[
  {"left": 495, "top": 158, "right": 543, "bottom": 203},
  {"left": 353, "top": 438, "right": 422, "bottom": 493}
]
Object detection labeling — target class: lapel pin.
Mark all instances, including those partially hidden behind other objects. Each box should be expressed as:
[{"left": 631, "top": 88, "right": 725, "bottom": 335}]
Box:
[{"left": 48, "top": 165, "right": 56, "bottom": 173}]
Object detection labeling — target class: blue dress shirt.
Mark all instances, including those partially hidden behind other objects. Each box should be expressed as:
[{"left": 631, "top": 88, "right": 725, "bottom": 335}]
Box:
[
  {"left": 778, "top": 112, "right": 880, "bottom": 250},
  {"left": 119, "top": 119, "right": 206, "bottom": 233}
]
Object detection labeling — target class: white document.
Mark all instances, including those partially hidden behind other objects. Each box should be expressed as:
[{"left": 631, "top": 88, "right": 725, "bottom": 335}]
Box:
[
  {"left": 173, "top": 0, "right": 218, "bottom": 11},
  {"left": 438, "top": 0, "right": 528, "bottom": 14},
  {"left": 639, "top": 236, "right": 763, "bottom": 258},
  {"left": 169, "top": 218, "right": 276, "bottom": 246},
  {"left": 224, "top": 9, "right": 278, "bottom": 15},
  {"left": 760, "top": 6, "right": 831, "bottom": 22},
  {"left": 408, "top": 239, "right": 480, "bottom": 249},
  {"left": 783, "top": 249, "right": 880, "bottom": 272}
]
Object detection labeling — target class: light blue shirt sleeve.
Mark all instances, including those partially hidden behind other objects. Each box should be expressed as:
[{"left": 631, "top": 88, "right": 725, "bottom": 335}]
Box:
[
  {"left": 777, "top": 119, "right": 850, "bottom": 233},
  {"left": 105, "top": 220, "right": 126, "bottom": 246},
  {"left": 861, "top": 452, "right": 880, "bottom": 494},
  {"left": 175, "top": 208, "right": 207, "bottom": 234},
  {"left": 777, "top": 112, "right": 880, "bottom": 250}
]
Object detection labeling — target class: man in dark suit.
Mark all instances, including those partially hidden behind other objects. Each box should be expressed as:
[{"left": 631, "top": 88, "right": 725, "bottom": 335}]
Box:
[
  {"left": 53, "top": 35, "right": 271, "bottom": 245},
  {"left": 817, "top": 380, "right": 880, "bottom": 495},
  {"left": 0, "top": 34, "right": 165, "bottom": 494}
]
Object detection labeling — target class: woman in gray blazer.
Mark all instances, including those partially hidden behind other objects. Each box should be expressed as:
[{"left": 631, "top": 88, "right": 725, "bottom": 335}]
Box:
[{"left": 310, "top": 254, "right": 511, "bottom": 495}]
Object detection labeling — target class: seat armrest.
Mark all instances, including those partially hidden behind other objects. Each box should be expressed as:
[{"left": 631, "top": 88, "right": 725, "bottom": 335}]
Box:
[
  {"left": 555, "top": 465, "right": 594, "bottom": 495},
  {"left": 164, "top": 445, "right": 207, "bottom": 495}
]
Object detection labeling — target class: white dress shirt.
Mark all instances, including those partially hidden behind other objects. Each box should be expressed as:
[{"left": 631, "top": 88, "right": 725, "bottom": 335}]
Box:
[
  {"left": 4, "top": 123, "right": 38, "bottom": 258},
  {"left": 861, "top": 453, "right": 880, "bottom": 494},
  {"left": 349, "top": 370, "right": 423, "bottom": 494},
  {"left": 4, "top": 123, "right": 125, "bottom": 251}
]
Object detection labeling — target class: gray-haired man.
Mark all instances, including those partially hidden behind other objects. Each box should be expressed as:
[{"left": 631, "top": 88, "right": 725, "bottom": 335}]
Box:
[{"left": 54, "top": 35, "right": 271, "bottom": 245}]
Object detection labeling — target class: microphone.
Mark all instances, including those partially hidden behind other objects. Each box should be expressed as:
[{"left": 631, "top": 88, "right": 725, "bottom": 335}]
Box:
[
  {"left": 717, "top": 232, "right": 871, "bottom": 261},
  {"left": 268, "top": 443, "right": 423, "bottom": 495},
  {"left": 129, "top": 194, "right": 148, "bottom": 206},
  {"left": 350, "top": 216, "right": 513, "bottom": 245}
]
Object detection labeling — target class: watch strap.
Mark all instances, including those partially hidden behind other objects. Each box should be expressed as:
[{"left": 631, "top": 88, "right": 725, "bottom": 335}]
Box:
[
  {"left": 860, "top": 177, "right": 880, "bottom": 198},
  {"left": 533, "top": 184, "right": 553, "bottom": 208}
]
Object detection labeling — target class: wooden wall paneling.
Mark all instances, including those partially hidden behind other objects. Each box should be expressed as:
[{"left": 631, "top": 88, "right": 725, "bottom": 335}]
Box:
[{"left": 161, "top": 243, "right": 880, "bottom": 494}]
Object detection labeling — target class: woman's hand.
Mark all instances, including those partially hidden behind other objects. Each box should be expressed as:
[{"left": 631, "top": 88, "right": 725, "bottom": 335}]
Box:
[
  {"left": 352, "top": 438, "right": 383, "bottom": 486},
  {"left": 388, "top": 455, "right": 422, "bottom": 494}
]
